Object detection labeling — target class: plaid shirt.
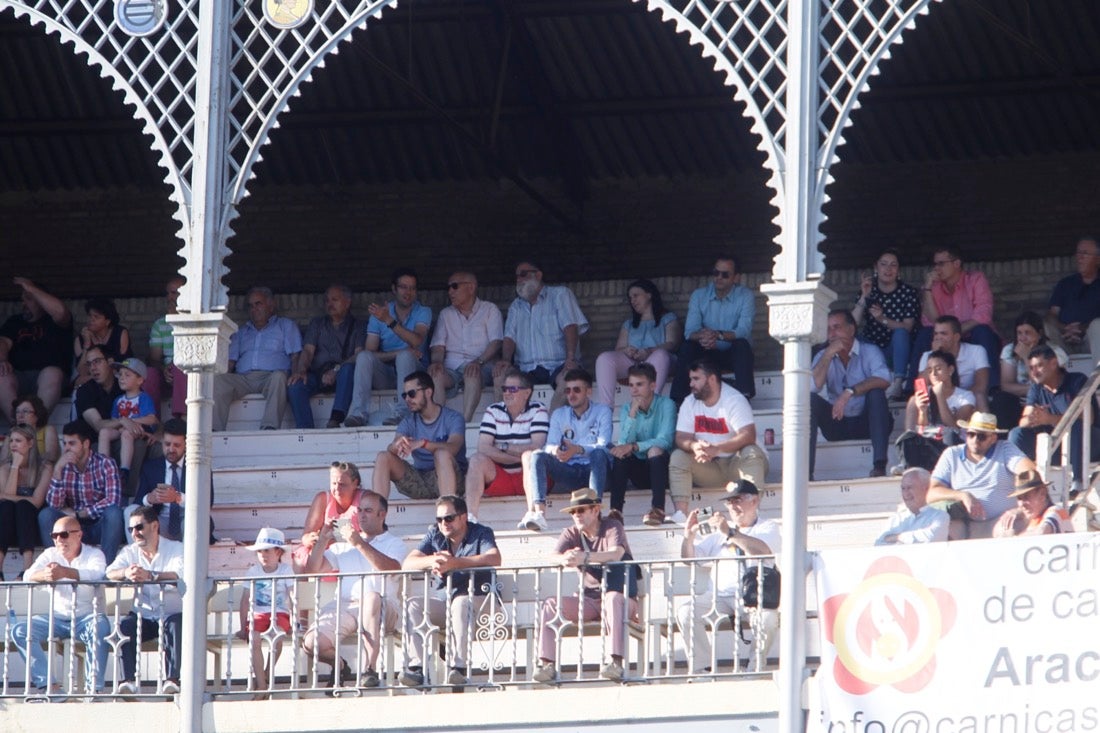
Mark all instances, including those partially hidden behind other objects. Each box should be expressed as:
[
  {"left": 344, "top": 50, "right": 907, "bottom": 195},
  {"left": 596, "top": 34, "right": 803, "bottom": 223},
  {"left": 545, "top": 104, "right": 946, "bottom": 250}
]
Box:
[{"left": 46, "top": 451, "right": 121, "bottom": 520}]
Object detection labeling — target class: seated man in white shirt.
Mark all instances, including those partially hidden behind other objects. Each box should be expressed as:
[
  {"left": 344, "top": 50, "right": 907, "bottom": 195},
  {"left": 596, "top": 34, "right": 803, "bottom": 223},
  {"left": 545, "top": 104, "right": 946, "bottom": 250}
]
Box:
[
  {"left": 914, "top": 315, "right": 990, "bottom": 412},
  {"left": 874, "top": 468, "right": 948, "bottom": 545}
]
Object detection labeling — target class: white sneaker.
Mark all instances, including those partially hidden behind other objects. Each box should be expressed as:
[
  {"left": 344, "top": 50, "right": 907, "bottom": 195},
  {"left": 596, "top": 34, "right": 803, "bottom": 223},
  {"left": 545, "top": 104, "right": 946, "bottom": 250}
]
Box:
[
  {"left": 468, "top": 513, "right": 479, "bottom": 524},
  {"left": 889, "top": 463, "right": 906, "bottom": 477},
  {"left": 525, "top": 511, "right": 548, "bottom": 532},
  {"left": 115, "top": 681, "right": 138, "bottom": 697},
  {"left": 885, "top": 378, "right": 904, "bottom": 401},
  {"left": 518, "top": 511, "right": 536, "bottom": 530},
  {"left": 159, "top": 680, "right": 180, "bottom": 695},
  {"left": 670, "top": 510, "right": 688, "bottom": 525}
]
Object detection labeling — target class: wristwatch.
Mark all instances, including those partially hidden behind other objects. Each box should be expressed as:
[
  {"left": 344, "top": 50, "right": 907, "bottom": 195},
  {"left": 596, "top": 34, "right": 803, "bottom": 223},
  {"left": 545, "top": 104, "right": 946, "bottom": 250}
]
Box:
[
  {"left": 727, "top": 526, "right": 739, "bottom": 539},
  {"left": 844, "top": 387, "right": 856, "bottom": 397}
]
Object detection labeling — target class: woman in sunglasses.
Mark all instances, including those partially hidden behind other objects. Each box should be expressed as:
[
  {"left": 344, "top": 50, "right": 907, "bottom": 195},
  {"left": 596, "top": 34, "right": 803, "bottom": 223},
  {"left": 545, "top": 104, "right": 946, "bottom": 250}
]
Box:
[
  {"left": 0, "top": 424, "right": 51, "bottom": 579},
  {"left": 594, "top": 278, "right": 681, "bottom": 406}
]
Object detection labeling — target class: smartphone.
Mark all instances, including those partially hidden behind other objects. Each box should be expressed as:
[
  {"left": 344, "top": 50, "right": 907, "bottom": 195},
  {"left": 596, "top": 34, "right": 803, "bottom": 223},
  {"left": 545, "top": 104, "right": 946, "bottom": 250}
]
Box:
[
  {"left": 914, "top": 377, "right": 928, "bottom": 399},
  {"left": 333, "top": 516, "right": 353, "bottom": 537},
  {"left": 696, "top": 506, "right": 714, "bottom": 535}
]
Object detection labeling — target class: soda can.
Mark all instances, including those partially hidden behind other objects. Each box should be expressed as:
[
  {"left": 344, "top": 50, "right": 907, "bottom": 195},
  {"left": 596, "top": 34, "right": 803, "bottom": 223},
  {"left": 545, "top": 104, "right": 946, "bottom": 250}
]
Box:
[{"left": 764, "top": 428, "right": 775, "bottom": 446}]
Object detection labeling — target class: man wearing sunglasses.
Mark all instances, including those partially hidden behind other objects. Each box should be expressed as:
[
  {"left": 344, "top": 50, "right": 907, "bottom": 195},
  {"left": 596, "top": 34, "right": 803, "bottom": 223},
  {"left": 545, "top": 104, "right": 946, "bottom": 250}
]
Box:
[
  {"left": 372, "top": 371, "right": 467, "bottom": 500},
  {"left": 520, "top": 368, "right": 612, "bottom": 532},
  {"left": 670, "top": 256, "right": 756, "bottom": 403},
  {"left": 465, "top": 368, "right": 548, "bottom": 522},
  {"left": 428, "top": 271, "right": 503, "bottom": 423},
  {"left": 11, "top": 515, "right": 109, "bottom": 697},
  {"left": 926, "top": 412, "right": 1036, "bottom": 540},
  {"left": 494, "top": 260, "right": 589, "bottom": 411},
  {"left": 345, "top": 268, "right": 432, "bottom": 427},
  {"left": 401, "top": 495, "right": 501, "bottom": 688},
  {"left": 106, "top": 505, "right": 184, "bottom": 696}
]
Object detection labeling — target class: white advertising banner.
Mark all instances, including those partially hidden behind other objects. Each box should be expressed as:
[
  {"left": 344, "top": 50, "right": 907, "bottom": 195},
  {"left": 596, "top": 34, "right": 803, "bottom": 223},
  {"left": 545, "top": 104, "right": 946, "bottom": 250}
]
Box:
[{"left": 809, "top": 533, "right": 1100, "bottom": 733}]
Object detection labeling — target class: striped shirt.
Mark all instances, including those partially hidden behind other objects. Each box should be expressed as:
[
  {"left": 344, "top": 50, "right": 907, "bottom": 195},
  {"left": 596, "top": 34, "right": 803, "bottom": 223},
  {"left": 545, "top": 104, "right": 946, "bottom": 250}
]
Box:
[
  {"left": 504, "top": 285, "right": 589, "bottom": 372},
  {"left": 479, "top": 400, "right": 549, "bottom": 472}
]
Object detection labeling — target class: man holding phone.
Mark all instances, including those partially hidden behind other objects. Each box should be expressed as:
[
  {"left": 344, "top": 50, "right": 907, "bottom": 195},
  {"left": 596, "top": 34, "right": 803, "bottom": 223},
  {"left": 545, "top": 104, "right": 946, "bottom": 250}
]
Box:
[{"left": 131, "top": 418, "right": 214, "bottom": 543}]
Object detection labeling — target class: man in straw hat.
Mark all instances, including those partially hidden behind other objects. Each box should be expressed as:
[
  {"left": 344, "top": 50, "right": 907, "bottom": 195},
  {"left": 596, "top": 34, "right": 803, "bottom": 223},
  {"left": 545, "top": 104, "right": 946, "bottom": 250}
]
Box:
[
  {"left": 926, "top": 411, "right": 1036, "bottom": 540},
  {"left": 992, "top": 469, "right": 1073, "bottom": 537},
  {"left": 675, "top": 479, "right": 780, "bottom": 675},
  {"left": 532, "top": 488, "right": 638, "bottom": 684}
]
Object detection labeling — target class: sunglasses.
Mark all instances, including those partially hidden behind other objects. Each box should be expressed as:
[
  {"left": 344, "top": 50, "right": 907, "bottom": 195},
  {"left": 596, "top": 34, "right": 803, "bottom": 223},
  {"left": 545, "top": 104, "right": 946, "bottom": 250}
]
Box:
[
  {"left": 436, "top": 513, "right": 461, "bottom": 524},
  {"left": 401, "top": 387, "right": 424, "bottom": 400},
  {"left": 51, "top": 530, "right": 79, "bottom": 540},
  {"left": 129, "top": 523, "right": 148, "bottom": 533},
  {"left": 711, "top": 269, "right": 733, "bottom": 278},
  {"left": 502, "top": 385, "right": 526, "bottom": 394},
  {"left": 447, "top": 281, "right": 472, "bottom": 290},
  {"left": 966, "top": 431, "right": 993, "bottom": 441}
]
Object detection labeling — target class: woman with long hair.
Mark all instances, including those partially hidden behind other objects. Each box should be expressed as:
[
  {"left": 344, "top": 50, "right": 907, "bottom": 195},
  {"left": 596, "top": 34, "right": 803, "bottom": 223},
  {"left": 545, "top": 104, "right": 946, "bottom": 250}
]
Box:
[
  {"left": 0, "top": 424, "right": 51, "bottom": 579},
  {"left": 594, "top": 279, "right": 681, "bottom": 406},
  {"left": 0, "top": 394, "right": 59, "bottom": 465},
  {"left": 72, "top": 297, "right": 133, "bottom": 388},
  {"left": 895, "top": 350, "right": 976, "bottom": 472}
]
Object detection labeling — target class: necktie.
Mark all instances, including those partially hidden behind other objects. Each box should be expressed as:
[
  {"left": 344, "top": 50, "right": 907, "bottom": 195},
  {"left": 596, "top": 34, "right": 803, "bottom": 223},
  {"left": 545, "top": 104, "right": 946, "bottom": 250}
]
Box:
[{"left": 168, "top": 463, "right": 182, "bottom": 539}]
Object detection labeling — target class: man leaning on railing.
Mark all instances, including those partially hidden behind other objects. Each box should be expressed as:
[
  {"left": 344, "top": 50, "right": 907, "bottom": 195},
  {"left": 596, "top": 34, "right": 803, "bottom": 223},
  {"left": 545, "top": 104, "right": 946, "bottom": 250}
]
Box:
[
  {"left": 676, "top": 479, "right": 780, "bottom": 676},
  {"left": 10, "top": 514, "right": 110, "bottom": 698}
]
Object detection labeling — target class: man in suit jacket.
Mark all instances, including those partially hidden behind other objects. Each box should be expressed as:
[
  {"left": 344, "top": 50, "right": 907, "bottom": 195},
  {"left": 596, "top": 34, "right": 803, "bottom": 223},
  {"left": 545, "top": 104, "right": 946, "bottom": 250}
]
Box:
[{"left": 131, "top": 418, "right": 215, "bottom": 544}]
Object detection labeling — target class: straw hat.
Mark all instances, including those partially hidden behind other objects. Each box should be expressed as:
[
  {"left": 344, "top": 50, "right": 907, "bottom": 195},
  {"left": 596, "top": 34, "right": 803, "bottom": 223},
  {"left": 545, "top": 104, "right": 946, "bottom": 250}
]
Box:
[
  {"left": 560, "top": 488, "right": 602, "bottom": 513},
  {"left": 956, "top": 411, "right": 1007, "bottom": 434},
  {"left": 1008, "top": 469, "right": 1051, "bottom": 498}
]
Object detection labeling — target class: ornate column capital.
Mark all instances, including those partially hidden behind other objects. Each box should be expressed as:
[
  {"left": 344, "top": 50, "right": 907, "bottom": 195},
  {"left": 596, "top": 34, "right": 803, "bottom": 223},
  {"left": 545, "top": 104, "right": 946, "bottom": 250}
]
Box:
[
  {"left": 167, "top": 312, "right": 238, "bottom": 373},
  {"left": 761, "top": 280, "right": 837, "bottom": 344}
]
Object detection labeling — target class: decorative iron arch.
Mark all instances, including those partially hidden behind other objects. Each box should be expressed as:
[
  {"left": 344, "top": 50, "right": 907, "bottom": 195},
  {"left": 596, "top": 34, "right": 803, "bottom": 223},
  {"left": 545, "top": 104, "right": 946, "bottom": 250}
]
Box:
[
  {"left": 0, "top": 1, "right": 196, "bottom": 246},
  {"left": 222, "top": 0, "right": 791, "bottom": 244}
]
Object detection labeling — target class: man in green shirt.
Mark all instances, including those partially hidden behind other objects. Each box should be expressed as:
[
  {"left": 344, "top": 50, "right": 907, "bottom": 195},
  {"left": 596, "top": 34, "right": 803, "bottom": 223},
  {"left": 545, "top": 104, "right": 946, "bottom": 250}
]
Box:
[{"left": 608, "top": 363, "right": 676, "bottom": 525}]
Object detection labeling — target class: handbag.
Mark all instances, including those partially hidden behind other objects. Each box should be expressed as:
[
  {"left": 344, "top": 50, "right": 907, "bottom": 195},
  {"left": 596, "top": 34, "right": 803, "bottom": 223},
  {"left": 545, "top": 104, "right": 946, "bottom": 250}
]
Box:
[{"left": 740, "top": 564, "right": 780, "bottom": 610}]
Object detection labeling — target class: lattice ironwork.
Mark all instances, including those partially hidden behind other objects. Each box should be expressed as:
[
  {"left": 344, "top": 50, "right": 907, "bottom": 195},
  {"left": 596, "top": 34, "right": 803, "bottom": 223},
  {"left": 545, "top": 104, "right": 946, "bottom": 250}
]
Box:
[
  {"left": 816, "top": 0, "right": 938, "bottom": 191},
  {"left": 1, "top": 0, "right": 200, "bottom": 239}
]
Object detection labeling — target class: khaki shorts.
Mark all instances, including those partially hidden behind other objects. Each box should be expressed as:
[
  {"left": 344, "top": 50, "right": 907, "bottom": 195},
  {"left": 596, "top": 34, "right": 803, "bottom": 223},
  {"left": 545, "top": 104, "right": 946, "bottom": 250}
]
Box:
[
  {"left": 393, "top": 466, "right": 467, "bottom": 500},
  {"left": 313, "top": 597, "right": 399, "bottom": 645}
]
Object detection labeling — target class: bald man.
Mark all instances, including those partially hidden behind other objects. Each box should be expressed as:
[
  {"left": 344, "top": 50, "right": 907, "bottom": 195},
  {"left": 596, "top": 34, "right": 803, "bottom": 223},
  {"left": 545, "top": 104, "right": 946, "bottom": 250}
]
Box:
[
  {"left": 11, "top": 516, "right": 109, "bottom": 696},
  {"left": 428, "top": 271, "right": 503, "bottom": 422}
]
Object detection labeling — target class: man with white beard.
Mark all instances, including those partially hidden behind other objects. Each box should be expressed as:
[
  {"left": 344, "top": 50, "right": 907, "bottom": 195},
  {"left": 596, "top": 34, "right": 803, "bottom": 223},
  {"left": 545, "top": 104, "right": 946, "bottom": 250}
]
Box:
[{"left": 493, "top": 260, "right": 589, "bottom": 410}]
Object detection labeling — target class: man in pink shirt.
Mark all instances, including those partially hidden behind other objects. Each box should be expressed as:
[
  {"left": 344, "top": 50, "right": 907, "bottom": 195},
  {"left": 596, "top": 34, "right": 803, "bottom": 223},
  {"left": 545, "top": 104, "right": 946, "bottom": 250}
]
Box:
[{"left": 910, "top": 247, "right": 1000, "bottom": 389}]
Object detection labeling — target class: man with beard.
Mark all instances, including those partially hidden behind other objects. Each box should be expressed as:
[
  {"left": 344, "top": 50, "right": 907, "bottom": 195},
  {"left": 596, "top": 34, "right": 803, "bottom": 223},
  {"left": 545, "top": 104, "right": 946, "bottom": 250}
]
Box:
[
  {"left": 344, "top": 268, "right": 431, "bottom": 427},
  {"left": 288, "top": 284, "right": 366, "bottom": 429},
  {"left": 494, "top": 260, "right": 588, "bottom": 410},
  {"left": 668, "top": 359, "right": 768, "bottom": 524},
  {"left": 372, "top": 370, "right": 467, "bottom": 500},
  {"left": 0, "top": 276, "right": 72, "bottom": 422},
  {"left": 107, "top": 506, "right": 185, "bottom": 696},
  {"left": 132, "top": 418, "right": 215, "bottom": 543},
  {"left": 400, "top": 495, "right": 501, "bottom": 688}
]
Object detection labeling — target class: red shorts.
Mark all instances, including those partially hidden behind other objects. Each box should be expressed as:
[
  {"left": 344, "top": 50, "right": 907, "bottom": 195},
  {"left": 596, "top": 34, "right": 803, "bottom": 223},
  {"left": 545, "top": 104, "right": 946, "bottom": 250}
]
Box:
[
  {"left": 483, "top": 465, "right": 526, "bottom": 497},
  {"left": 245, "top": 612, "right": 291, "bottom": 634}
]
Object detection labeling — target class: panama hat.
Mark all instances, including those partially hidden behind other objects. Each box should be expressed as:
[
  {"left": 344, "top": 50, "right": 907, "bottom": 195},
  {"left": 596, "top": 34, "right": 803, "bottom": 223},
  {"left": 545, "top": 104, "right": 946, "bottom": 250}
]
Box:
[
  {"left": 956, "top": 411, "right": 1007, "bottom": 434},
  {"left": 560, "top": 487, "right": 602, "bottom": 513}
]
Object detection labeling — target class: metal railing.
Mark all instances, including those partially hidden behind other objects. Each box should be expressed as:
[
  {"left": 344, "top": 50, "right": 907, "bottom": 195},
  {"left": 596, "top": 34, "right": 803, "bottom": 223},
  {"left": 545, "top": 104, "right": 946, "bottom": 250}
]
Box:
[
  {"left": 1037, "top": 365, "right": 1100, "bottom": 506},
  {"left": 1, "top": 555, "right": 781, "bottom": 700}
]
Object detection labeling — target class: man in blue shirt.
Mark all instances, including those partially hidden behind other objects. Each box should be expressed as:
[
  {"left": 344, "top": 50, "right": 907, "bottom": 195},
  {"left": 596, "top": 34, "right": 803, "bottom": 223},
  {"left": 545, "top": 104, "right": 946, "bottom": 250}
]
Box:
[
  {"left": 213, "top": 286, "right": 302, "bottom": 431},
  {"left": 608, "top": 363, "right": 676, "bottom": 525},
  {"left": 372, "top": 371, "right": 467, "bottom": 500},
  {"left": 520, "top": 368, "right": 612, "bottom": 531},
  {"left": 345, "top": 268, "right": 432, "bottom": 427},
  {"left": 671, "top": 256, "right": 757, "bottom": 402},
  {"left": 1008, "top": 345, "right": 1100, "bottom": 492},
  {"left": 1046, "top": 236, "right": 1100, "bottom": 368},
  {"left": 809, "top": 308, "right": 892, "bottom": 479},
  {"left": 400, "top": 495, "right": 501, "bottom": 688}
]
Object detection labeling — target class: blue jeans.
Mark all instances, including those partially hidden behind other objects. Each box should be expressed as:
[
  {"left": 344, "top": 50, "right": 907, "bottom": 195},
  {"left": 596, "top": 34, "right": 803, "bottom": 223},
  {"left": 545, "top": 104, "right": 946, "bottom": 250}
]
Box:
[
  {"left": 38, "top": 506, "right": 124, "bottom": 565},
  {"left": 11, "top": 613, "right": 110, "bottom": 692},
  {"left": 887, "top": 327, "right": 912, "bottom": 380},
  {"left": 287, "top": 368, "right": 355, "bottom": 428},
  {"left": 808, "top": 390, "right": 891, "bottom": 478},
  {"left": 119, "top": 612, "right": 183, "bottom": 683},
  {"left": 525, "top": 449, "right": 611, "bottom": 504},
  {"left": 1009, "top": 424, "right": 1100, "bottom": 482}
]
